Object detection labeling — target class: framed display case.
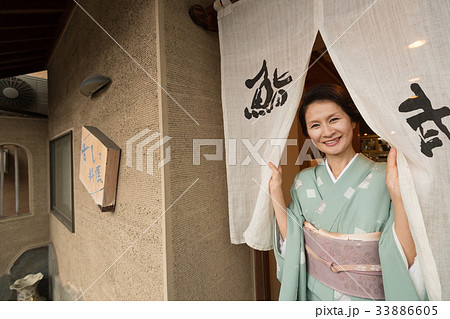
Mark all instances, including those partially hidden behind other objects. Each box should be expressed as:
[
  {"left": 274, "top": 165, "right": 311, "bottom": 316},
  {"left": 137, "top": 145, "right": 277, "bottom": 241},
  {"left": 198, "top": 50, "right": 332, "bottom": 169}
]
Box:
[{"left": 360, "top": 134, "right": 390, "bottom": 162}]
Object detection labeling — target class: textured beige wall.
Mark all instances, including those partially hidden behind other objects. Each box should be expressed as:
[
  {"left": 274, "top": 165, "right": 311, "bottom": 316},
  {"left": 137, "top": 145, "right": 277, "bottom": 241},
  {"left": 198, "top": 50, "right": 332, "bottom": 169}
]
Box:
[
  {"left": 160, "top": 0, "right": 254, "bottom": 300},
  {"left": 48, "top": 0, "right": 164, "bottom": 300},
  {"left": 48, "top": 0, "right": 254, "bottom": 300},
  {"left": 0, "top": 116, "right": 49, "bottom": 274}
]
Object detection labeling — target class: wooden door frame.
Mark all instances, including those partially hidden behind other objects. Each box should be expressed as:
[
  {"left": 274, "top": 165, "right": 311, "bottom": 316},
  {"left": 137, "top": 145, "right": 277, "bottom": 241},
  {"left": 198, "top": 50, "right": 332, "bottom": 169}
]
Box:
[{"left": 253, "top": 249, "right": 271, "bottom": 300}]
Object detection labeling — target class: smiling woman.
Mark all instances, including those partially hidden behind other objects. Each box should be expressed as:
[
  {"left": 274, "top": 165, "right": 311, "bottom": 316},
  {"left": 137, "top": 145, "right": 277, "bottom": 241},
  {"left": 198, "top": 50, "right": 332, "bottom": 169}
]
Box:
[
  {"left": 268, "top": 84, "right": 426, "bottom": 301},
  {"left": 305, "top": 113, "right": 356, "bottom": 177}
]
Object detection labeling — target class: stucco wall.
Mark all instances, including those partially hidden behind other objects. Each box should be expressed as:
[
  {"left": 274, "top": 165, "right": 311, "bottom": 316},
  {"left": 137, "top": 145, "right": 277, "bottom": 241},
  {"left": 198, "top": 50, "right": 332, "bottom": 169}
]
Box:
[
  {"left": 48, "top": 0, "right": 164, "bottom": 300},
  {"left": 160, "top": 0, "right": 254, "bottom": 300},
  {"left": 0, "top": 117, "right": 49, "bottom": 274},
  {"left": 48, "top": 0, "right": 254, "bottom": 300}
]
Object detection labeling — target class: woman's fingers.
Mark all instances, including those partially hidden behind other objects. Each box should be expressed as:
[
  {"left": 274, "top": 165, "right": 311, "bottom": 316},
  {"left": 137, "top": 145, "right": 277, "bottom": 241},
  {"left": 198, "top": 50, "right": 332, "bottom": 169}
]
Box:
[
  {"left": 385, "top": 147, "right": 402, "bottom": 199},
  {"left": 268, "top": 161, "right": 281, "bottom": 174},
  {"left": 386, "top": 147, "right": 398, "bottom": 180},
  {"left": 268, "top": 161, "right": 276, "bottom": 172},
  {"left": 268, "top": 162, "right": 282, "bottom": 189},
  {"left": 387, "top": 147, "right": 397, "bottom": 169}
]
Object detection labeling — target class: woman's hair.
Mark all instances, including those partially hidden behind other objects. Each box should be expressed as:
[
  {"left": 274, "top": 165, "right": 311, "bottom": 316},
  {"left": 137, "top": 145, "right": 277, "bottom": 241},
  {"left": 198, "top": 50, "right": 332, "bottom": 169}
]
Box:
[{"left": 298, "top": 83, "right": 360, "bottom": 137}]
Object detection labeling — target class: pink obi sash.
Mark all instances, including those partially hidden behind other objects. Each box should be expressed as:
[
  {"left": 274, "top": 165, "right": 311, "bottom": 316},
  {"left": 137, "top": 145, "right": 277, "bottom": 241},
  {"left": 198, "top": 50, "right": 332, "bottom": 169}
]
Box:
[{"left": 303, "top": 221, "right": 385, "bottom": 300}]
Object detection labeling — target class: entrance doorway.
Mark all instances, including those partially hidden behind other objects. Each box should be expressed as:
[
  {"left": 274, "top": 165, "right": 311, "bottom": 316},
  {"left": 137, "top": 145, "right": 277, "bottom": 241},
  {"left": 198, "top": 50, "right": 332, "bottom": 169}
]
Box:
[{"left": 254, "top": 32, "right": 386, "bottom": 300}]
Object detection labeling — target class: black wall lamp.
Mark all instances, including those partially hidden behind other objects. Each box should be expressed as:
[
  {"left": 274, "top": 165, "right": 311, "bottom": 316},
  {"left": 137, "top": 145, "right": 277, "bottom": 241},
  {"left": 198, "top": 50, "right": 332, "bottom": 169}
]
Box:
[{"left": 80, "top": 74, "right": 111, "bottom": 97}]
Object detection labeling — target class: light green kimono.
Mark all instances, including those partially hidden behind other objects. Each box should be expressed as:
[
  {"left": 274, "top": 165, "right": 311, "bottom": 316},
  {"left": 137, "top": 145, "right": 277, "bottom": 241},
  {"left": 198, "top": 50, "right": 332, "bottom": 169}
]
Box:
[{"left": 274, "top": 154, "right": 423, "bottom": 301}]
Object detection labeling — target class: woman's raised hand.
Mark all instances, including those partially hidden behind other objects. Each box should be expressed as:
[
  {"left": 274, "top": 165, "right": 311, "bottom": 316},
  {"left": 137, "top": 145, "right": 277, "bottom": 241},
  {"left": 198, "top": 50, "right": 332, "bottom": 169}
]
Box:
[
  {"left": 386, "top": 147, "right": 401, "bottom": 200},
  {"left": 386, "top": 148, "right": 417, "bottom": 267},
  {"left": 268, "top": 161, "right": 288, "bottom": 239},
  {"left": 268, "top": 161, "right": 283, "bottom": 194}
]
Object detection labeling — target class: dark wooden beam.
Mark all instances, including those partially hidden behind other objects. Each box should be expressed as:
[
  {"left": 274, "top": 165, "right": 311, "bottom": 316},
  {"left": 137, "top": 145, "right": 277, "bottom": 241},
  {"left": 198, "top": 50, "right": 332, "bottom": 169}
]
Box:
[
  {"left": 0, "top": 13, "right": 63, "bottom": 29},
  {"left": 0, "top": 39, "right": 52, "bottom": 55},
  {"left": 0, "top": 0, "right": 69, "bottom": 12},
  {"left": 0, "top": 48, "right": 49, "bottom": 57},
  {"left": 0, "top": 26, "right": 57, "bottom": 42},
  {"left": 0, "top": 24, "right": 59, "bottom": 31},
  {"left": 0, "top": 60, "right": 46, "bottom": 71},
  {"left": 0, "top": 55, "right": 47, "bottom": 67},
  {"left": 0, "top": 50, "right": 48, "bottom": 61},
  {"left": 0, "top": 63, "right": 46, "bottom": 78},
  {"left": 0, "top": 37, "right": 54, "bottom": 45},
  {"left": 0, "top": 1, "right": 75, "bottom": 77},
  {"left": 0, "top": 9, "right": 65, "bottom": 14}
]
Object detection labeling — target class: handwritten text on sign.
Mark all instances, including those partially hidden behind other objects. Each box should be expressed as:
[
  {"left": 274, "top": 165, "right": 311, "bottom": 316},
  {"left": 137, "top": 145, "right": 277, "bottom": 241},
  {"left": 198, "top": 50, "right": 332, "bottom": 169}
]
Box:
[{"left": 79, "top": 126, "right": 120, "bottom": 211}]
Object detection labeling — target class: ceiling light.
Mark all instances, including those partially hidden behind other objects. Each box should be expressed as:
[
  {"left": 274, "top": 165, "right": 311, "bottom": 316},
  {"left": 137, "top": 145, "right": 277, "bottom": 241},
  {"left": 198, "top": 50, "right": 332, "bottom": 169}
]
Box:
[{"left": 408, "top": 40, "right": 426, "bottom": 49}]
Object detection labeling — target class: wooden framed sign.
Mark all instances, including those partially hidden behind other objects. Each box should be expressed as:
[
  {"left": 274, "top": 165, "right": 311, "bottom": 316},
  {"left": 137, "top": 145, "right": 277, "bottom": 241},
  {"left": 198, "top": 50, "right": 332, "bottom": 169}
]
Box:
[{"left": 79, "top": 126, "right": 120, "bottom": 212}]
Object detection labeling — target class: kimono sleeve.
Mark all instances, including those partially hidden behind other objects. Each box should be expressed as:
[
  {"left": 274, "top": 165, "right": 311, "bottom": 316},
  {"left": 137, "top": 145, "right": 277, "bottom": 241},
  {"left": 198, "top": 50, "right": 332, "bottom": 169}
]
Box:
[
  {"left": 379, "top": 201, "right": 421, "bottom": 300},
  {"left": 273, "top": 174, "right": 306, "bottom": 300}
]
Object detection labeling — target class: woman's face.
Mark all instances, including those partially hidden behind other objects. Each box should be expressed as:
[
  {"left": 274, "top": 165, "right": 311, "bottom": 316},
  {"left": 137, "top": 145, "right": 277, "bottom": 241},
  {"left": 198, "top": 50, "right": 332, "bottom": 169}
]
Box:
[{"left": 305, "top": 100, "right": 356, "bottom": 158}]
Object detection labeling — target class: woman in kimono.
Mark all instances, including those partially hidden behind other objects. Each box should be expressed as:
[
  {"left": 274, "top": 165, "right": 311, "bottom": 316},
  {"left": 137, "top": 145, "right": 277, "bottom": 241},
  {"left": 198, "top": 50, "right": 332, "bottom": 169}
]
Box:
[{"left": 268, "top": 84, "right": 426, "bottom": 301}]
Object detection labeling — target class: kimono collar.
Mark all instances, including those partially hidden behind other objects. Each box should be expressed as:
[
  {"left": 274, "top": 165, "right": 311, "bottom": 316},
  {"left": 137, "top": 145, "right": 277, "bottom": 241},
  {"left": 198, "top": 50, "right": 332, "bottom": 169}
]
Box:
[{"left": 324, "top": 153, "right": 359, "bottom": 184}]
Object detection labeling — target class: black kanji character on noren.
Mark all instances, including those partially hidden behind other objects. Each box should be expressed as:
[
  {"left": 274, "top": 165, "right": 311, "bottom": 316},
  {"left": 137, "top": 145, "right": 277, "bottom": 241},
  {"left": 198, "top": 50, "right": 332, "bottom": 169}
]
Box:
[
  {"left": 244, "top": 59, "right": 292, "bottom": 120},
  {"left": 399, "top": 83, "right": 450, "bottom": 157}
]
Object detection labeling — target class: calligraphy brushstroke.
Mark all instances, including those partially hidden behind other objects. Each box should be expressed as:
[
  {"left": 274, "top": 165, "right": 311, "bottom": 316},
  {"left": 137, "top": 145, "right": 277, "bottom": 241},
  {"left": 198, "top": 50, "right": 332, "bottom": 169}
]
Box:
[{"left": 244, "top": 59, "right": 292, "bottom": 120}]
